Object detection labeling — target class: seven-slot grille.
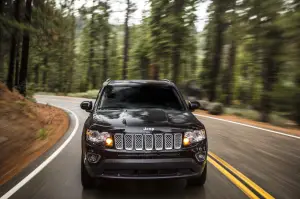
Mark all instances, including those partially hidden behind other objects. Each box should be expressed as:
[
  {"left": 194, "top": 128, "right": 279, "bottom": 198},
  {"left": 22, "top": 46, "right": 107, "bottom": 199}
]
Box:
[{"left": 114, "top": 133, "right": 182, "bottom": 150}]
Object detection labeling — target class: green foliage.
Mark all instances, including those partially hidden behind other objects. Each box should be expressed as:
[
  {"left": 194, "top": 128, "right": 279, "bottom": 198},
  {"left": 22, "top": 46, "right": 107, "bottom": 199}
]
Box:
[
  {"left": 68, "top": 90, "right": 99, "bottom": 99},
  {"left": 294, "top": 90, "right": 300, "bottom": 125},
  {"left": 226, "top": 107, "right": 260, "bottom": 121},
  {"left": 37, "top": 128, "right": 48, "bottom": 140},
  {"left": 1, "top": 0, "right": 300, "bottom": 126},
  {"left": 198, "top": 100, "right": 209, "bottom": 111},
  {"left": 208, "top": 102, "right": 224, "bottom": 115}
]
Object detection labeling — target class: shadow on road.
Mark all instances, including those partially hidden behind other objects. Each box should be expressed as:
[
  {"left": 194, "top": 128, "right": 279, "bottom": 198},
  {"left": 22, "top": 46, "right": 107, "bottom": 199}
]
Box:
[{"left": 81, "top": 179, "right": 206, "bottom": 199}]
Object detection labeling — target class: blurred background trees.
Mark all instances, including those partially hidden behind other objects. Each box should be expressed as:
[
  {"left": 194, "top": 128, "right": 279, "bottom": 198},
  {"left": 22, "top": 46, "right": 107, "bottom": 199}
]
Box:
[{"left": 0, "top": 0, "right": 300, "bottom": 125}]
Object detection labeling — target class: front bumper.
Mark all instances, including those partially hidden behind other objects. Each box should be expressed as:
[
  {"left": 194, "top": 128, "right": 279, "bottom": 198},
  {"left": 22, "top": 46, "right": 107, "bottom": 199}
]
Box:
[
  {"left": 83, "top": 141, "right": 207, "bottom": 180},
  {"left": 85, "top": 157, "right": 206, "bottom": 179}
]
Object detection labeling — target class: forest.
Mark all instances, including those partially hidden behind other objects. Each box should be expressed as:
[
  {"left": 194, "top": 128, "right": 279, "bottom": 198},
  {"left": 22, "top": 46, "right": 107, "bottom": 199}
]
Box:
[{"left": 0, "top": 0, "right": 300, "bottom": 125}]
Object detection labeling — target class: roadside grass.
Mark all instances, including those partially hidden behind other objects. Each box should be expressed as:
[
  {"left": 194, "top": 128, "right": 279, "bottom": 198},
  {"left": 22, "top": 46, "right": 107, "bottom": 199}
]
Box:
[
  {"left": 225, "top": 107, "right": 293, "bottom": 128},
  {"left": 37, "top": 128, "right": 48, "bottom": 140},
  {"left": 35, "top": 92, "right": 57, "bottom": 96}
]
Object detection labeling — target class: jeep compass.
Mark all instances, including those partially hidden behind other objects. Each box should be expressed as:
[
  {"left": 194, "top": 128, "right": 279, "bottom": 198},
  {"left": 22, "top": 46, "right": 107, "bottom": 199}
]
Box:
[{"left": 80, "top": 79, "right": 207, "bottom": 188}]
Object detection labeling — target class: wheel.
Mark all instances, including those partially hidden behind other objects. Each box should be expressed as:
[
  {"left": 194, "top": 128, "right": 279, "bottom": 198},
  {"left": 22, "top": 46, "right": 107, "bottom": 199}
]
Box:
[
  {"left": 187, "top": 164, "right": 207, "bottom": 186},
  {"left": 81, "top": 155, "right": 96, "bottom": 189}
]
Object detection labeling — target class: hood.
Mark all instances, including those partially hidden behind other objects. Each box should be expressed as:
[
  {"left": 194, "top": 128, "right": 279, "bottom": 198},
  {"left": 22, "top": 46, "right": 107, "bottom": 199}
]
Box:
[{"left": 90, "top": 109, "right": 203, "bottom": 133}]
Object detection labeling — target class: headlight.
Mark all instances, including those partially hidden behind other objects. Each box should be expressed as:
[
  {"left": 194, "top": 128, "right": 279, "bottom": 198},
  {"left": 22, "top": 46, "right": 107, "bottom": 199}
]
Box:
[
  {"left": 86, "top": 130, "right": 113, "bottom": 147},
  {"left": 184, "top": 129, "right": 206, "bottom": 146}
]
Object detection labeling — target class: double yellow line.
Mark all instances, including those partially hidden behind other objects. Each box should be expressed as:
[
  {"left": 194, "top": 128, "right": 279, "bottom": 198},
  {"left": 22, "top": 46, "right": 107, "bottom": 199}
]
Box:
[{"left": 208, "top": 152, "right": 274, "bottom": 199}]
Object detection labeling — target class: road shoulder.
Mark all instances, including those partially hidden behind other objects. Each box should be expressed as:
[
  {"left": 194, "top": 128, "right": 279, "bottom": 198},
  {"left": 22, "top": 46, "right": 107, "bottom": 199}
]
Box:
[{"left": 194, "top": 110, "right": 300, "bottom": 137}]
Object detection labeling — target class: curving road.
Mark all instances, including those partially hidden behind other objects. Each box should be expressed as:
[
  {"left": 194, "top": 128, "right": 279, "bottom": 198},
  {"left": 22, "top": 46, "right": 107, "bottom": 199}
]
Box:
[{"left": 1, "top": 95, "right": 300, "bottom": 199}]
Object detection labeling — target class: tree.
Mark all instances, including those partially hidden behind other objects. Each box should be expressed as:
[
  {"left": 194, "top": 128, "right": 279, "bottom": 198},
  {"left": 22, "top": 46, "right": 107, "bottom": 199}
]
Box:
[
  {"left": 259, "top": 1, "right": 284, "bottom": 122},
  {"left": 122, "top": 0, "right": 135, "bottom": 80},
  {"left": 0, "top": 0, "right": 5, "bottom": 81},
  {"left": 222, "top": 0, "right": 237, "bottom": 106},
  {"left": 171, "top": 0, "right": 185, "bottom": 84},
  {"left": 101, "top": 0, "right": 110, "bottom": 82},
  {"left": 207, "top": 0, "right": 227, "bottom": 101},
  {"left": 7, "top": 0, "right": 21, "bottom": 91},
  {"left": 18, "top": 0, "right": 33, "bottom": 96},
  {"left": 87, "top": 0, "right": 96, "bottom": 88}
]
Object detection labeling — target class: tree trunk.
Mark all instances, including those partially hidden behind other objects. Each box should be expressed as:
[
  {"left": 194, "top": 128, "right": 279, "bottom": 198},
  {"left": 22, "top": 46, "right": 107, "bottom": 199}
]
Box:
[
  {"left": 19, "top": 0, "right": 33, "bottom": 96},
  {"left": 7, "top": 37, "right": 16, "bottom": 91},
  {"left": 225, "top": 40, "right": 236, "bottom": 105},
  {"left": 260, "top": 53, "right": 272, "bottom": 122},
  {"left": 7, "top": 0, "right": 21, "bottom": 91},
  {"left": 260, "top": 27, "right": 282, "bottom": 122},
  {"left": 140, "top": 56, "right": 149, "bottom": 79},
  {"left": 42, "top": 55, "right": 48, "bottom": 88},
  {"left": 208, "top": 0, "right": 225, "bottom": 101},
  {"left": 163, "top": 58, "right": 169, "bottom": 79},
  {"left": 67, "top": 13, "right": 76, "bottom": 93},
  {"left": 102, "top": 32, "right": 109, "bottom": 82},
  {"left": 102, "top": 1, "right": 109, "bottom": 82},
  {"left": 171, "top": 45, "right": 180, "bottom": 84},
  {"left": 0, "top": 0, "right": 4, "bottom": 81},
  {"left": 15, "top": 39, "right": 21, "bottom": 86},
  {"left": 34, "top": 64, "right": 39, "bottom": 85},
  {"left": 171, "top": 0, "right": 185, "bottom": 85},
  {"left": 87, "top": 0, "right": 95, "bottom": 89},
  {"left": 122, "top": 0, "right": 130, "bottom": 80}
]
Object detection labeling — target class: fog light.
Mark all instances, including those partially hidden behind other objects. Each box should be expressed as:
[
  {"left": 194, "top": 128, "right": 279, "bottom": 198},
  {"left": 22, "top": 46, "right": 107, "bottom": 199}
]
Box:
[
  {"left": 195, "top": 152, "right": 206, "bottom": 162},
  {"left": 105, "top": 137, "right": 113, "bottom": 147},
  {"left": 87, "top": 152, "right": 101, "bottom": 163},
  {"left": 183, "top": 137, "right": 190, "bottom": 146}
]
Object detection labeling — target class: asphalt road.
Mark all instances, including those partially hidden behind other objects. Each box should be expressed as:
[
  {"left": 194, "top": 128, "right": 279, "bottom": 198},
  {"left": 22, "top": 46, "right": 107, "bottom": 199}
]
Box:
[{"left": 1, "top": 95, "right": 300, "bottom": 199}]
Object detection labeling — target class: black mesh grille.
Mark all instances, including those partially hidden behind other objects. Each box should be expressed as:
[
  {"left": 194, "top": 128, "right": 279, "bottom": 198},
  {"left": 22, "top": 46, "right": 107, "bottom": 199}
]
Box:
[
  {"left": 155, "top": 134, "right": 163, "bottom": 150},
  {"left": 114, "top": 134, "right": 123, "bottom": 149},
  {"left": 174, "top": 133, "right": 182, "bottom": 149},
  {"left": 124, "top": 134, "right": 133, "bottom": 150},
  {"left": 144, "top": 134, "right": 153, "bottom": 150},
  {"left": 164, "top": 134, "right": 173, "bottom": 149},
  {"left": 135, "top": 134, "right": 143, "bottom": 150}
]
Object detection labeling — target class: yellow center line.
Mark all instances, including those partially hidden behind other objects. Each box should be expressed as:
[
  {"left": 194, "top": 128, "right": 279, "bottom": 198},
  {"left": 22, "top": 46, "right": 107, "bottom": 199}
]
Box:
[
  {"left": 208, "top": 156, "right": 259, "bottom": 199},
  {"left": 209, "top": 151, "right": 275, "bottom": 199}
]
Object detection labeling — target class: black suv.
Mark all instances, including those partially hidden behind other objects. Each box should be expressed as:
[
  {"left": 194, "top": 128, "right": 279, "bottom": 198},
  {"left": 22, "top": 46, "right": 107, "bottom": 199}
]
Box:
[{"left": 80, "top": 80, "right": 207, "bottom": 188}]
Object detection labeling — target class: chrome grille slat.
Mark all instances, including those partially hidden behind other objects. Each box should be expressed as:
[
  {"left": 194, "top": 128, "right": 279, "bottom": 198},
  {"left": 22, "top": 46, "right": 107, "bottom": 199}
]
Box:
[
  {"left": 144, "top": 134, "right": 153, "bottom": 150},
  {"left": 164, "top": 134, "right": 173, "bottom": 150},
  {"left": 114, "top": 134, "right": 123, "bottom": 149},
  {"left": 115, "top": 133, "right": 182, "bottom": 150},
  {"left": 155, "top": 134, "right": 163, "bottom": 150},
  {"left": 124, "top": 134, "right": 134, "bottom": 150},
  {"left": 174, "top": 133, "right": 182, "bottom": 149},
  {"left": 135, "top": 134, "right": 143, "bottom": 150}
]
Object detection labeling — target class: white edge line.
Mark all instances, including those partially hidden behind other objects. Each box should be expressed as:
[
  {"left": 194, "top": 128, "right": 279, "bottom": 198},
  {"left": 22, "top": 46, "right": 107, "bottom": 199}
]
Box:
[
  {"left": 194, "top": 114, "right": 300, "bottom": 140},
  {"left": 0, "top": 105, "right": 80, "bottom": 199}
]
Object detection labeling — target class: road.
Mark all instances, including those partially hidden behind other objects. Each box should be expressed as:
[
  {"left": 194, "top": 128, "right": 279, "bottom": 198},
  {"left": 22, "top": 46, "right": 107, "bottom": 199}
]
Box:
[{"left": 1, "top": 95, "right": 300, "bottom": 199}]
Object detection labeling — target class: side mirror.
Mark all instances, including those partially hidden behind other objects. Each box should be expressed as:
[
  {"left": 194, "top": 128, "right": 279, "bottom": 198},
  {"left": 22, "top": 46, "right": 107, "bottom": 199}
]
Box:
[
  {"left": 188, "top": 101, "right": 200, "bottom": 112},
  {"left": 80, "top": 101, "right": 93, "bottom": 112}
]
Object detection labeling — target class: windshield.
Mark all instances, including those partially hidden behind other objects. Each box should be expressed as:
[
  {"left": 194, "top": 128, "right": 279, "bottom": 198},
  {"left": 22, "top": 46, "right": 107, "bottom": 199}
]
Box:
[{"left": 97, "top": 85, "right": 185, "bottom": 111}]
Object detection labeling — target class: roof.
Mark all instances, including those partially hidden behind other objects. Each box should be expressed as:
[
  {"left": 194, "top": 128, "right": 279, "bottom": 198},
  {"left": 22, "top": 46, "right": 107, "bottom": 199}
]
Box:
[{"left": 105, "top": 79, "right": 174, "bottom": 86}]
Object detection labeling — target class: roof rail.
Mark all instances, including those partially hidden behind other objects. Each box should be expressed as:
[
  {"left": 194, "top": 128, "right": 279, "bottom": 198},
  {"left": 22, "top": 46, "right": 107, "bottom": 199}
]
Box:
[{"left": 103, "top": 78, "right": 111, "bottom": 86}]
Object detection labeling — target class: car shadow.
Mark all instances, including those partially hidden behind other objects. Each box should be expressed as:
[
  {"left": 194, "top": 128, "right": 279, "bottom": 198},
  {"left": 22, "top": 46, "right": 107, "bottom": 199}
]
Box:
[{"left": 81, "top": 179, "right": 206, "bottom": 199}]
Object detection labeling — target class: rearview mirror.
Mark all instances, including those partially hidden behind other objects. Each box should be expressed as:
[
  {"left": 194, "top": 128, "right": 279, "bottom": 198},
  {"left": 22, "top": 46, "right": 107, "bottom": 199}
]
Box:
[
  {"left": 188, "top": 101, "right": 200, "bottom": 112},
  {"left": 80, "top": 101, "right": 93, "bottom": 112}
]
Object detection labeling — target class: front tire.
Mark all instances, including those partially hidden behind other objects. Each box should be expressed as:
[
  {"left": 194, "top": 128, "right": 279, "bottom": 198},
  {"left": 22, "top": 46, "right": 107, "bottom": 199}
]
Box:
[
  {"left": 81, "top": 155, "right": 96, "bottom": 189},
  {"left": 187, "top": 164, "right": 207, "bottom": 186}
]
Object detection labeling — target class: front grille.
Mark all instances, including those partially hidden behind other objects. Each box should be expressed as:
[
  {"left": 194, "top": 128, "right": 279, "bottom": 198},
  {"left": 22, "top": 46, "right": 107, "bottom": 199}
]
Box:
[
  {"left": 114, "top": 133, "right": 182, "bottom": 151},
  {"left": 124, "top": 134, "right": 134, "bottom": 150},
  {"left": 144, "top": 134, "right": 153, "bottom": 150}
]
